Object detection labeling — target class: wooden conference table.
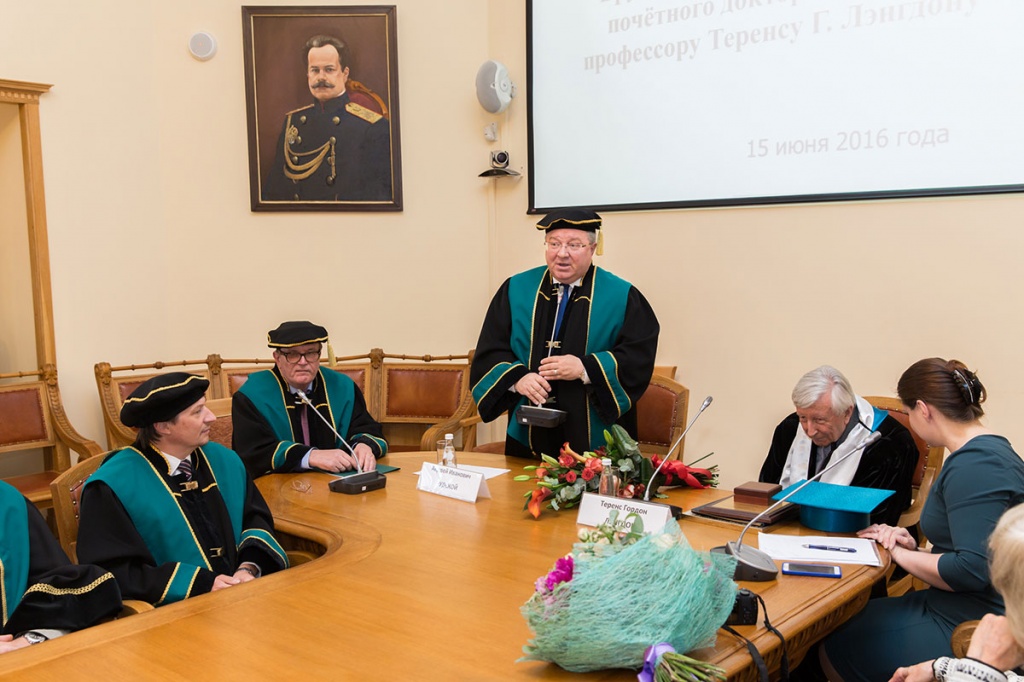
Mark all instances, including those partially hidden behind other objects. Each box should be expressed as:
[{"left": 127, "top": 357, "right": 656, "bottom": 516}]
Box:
[{"left": 0, "top": 452, "right": 886, "bottom": 681}]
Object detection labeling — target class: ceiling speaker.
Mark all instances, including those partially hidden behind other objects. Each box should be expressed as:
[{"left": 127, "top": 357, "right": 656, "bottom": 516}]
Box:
[
  {"left": 188, "top": 32, "right": 217, "bottom": 61},
  {"left": 475, "top": 60, "right": 516, "bottom": 114}
]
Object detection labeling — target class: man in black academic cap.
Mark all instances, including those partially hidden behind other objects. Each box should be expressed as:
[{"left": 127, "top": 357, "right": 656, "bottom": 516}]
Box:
[
  {"left": 0, "top": 481, "right": 122, "bottom": 652},
  {"left": 470, "top": 209, "right": 660, "bottom": 459},
  {"left": 231, "top": 320, "right": 387, "bottom": 478},
  {"left": 77, "top": 373, "right": 288, "bottom": 606}
]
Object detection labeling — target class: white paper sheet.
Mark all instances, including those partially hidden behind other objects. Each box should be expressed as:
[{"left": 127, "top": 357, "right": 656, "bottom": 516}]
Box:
[{"left": 756, "top": 534, "right": 881, "bottom": 566}]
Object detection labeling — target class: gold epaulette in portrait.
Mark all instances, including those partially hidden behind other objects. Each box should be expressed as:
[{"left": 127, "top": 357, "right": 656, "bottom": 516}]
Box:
[{"left": 346, "top": 102, "right": 383, "bottom": 124}]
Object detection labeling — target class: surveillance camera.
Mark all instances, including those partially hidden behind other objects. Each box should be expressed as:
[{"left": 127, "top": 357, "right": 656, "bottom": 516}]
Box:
[{"left": 490, "top": 150, "right": 510, "bottom": 169}]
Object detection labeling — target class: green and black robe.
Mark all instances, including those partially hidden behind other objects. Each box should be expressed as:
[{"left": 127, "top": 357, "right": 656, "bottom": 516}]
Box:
[
  {"left": 0, "top": 481, "right": 121, "bottom": 635},
  {"left": 77, "top": 442, "right": 287, "bottom": 606},
  {"left": 232, "top": 366, "right": 387, "bottom": 478},
  {"left": 471, "top": 264, "right": 659, "bottom": 458}
]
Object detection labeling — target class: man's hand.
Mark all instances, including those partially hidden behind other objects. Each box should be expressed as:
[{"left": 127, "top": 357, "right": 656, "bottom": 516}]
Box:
[
  {"left": 211, "top": 574, "right": 243, "bottom": 591},
  {"left": 351, "top": 443, "right": 377, "bottom": 472},
  {"left": 515, "top": 373, "right": 551, "bottom": 406},
  {"left": 0, "top": 634, "right": 31, "bottom": 654},
  {"left": 309, "top": 448, "right": 362, "bottom": 472},
  {"left": 967, "top": 614, "right": 1024, "bottom": 672},
  {"left": 539, "top": 355, "right": 585, "bottom": 383}
]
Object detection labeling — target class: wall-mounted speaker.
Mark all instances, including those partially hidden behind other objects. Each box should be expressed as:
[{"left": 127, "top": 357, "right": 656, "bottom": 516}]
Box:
[
  {"left": 188, "top": 32, "right": 217, "bottom": 61},
  {"left": 475, "top": 60, "right": 516, "bottom": 114}
]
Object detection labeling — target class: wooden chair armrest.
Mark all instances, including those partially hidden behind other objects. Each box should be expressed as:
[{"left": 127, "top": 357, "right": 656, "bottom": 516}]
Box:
[
  {"left": 42, "top": 365, "right": 104, "bottom": 458},
  {"left": 118, "top": 600, "right": 155, "bottom": 617},
  {"left": 951, "top": 619, "right": 980, "bottom": 658},
  {"left": 419, "top": 392, "right": 479, "bottom": 451}
]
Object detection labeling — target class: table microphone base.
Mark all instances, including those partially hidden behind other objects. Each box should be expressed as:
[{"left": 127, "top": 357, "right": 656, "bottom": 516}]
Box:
[
  {"left": 516, "top": 405, "right": 567, "bottom": 428},
  {"left": 711, "top": 541, "right": 779, "bottom": 581},
  {"left": 329, "top": 471, "right": 387, "bottom": 495}
]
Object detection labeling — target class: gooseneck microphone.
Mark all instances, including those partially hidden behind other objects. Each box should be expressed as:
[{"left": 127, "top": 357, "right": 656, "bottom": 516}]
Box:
[
  {"left": 643, "top": 395, "right": 713, "bottom": 501},
  {"left": 296, "top": 390, "right": 387, "bottom": 493},
  {"left": 713, "top": 430, "right": 883, "bottom": 581}
]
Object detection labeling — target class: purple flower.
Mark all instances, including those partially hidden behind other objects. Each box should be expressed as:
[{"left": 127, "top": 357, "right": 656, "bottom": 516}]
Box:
[
  {"left": 544, "top": 555, "right": 574, "bottom": 591},
  {"left": 638, "top": 642, "right": 676, "bottom": 682}
]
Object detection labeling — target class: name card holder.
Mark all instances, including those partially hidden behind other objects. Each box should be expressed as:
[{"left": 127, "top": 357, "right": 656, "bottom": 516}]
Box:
[
  {"left": 576, "top": 492, "right": 673, "bottom": 534},
  {"left": 416, "top": 462, "right": 491, "bottom": 503}
]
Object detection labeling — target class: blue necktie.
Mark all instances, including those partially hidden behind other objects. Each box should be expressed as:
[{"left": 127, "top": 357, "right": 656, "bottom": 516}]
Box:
[{"left": 553, "top": 284, "right": 570, "bottom": 339}]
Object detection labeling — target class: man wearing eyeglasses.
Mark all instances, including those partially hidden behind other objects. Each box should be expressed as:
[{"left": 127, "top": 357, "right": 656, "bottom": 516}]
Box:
[
  {"left": 471, "top": 209, "right": 660, "bottom": 459},
  {"left": 231, "top": 321, "right": 387, "bottom": 478}
]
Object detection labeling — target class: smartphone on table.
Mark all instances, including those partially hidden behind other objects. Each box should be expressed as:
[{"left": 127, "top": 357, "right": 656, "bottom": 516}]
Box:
[{"left": 781, "top": 562, "right": 842, "bottom": 578}]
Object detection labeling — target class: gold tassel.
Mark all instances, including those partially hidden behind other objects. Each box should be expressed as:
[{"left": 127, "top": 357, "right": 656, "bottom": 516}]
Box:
[
  {"left": 327, "top": 341, "right": 337, "bottom": 366},
  {"left": 596, "top": 230, "right": 604, "bottom": 256}
]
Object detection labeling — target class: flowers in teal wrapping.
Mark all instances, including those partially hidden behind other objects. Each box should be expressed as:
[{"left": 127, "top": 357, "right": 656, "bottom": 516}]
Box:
[
  {"left": 519, "top": 515, "right": 738, "bottom": 673},
  {"left": 514, "top": 424, "right": 719, "bottom": 518}
]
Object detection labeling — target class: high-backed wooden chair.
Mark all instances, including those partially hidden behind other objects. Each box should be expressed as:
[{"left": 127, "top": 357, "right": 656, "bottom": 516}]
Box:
[
  {"left": 0, "top": 365, "right": 103, "bottom": 510},
  {"left": 865, "top": 395, "right": 946, "bottom": 596},
  {"left": 636, "top": 374, "right": 689, "bottom": 458},
  {"left": 377, "top": 351, "right": 472, "bottom": 452},
  {"left": 205, "top": 397, "right": 234, "bottom": 448}
]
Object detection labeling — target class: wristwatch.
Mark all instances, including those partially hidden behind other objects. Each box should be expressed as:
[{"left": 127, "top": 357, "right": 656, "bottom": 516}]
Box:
[{"left": 22, "top": 631, "right": 47, "bottom": 645}]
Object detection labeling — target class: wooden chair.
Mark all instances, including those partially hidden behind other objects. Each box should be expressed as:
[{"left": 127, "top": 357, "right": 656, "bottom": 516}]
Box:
[
  {"left": 951, "top": 620, "right": 980, "bottom": 658},
  {"left": 0, "top": 365, "right": 103, "bottom": 510},
  {"left": 421, "top": 364, "right": 688, "bottom": 458},
  {"left": 376, "top": 350, "right": 472, "bottom": 451},
  {"left": 205, "top": 397, "right": 234, "bottom": 448},
  {"left": 865, "top": 395, "right": 946, "bottom": 596},
  {"left": 636, "top": 374, "right": 689, "bottom": 458}
]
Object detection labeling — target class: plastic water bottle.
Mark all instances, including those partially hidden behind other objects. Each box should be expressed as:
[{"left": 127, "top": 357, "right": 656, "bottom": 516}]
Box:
[
  {"left": 442, "top": 433, "right": 457, "bottom": 468},
  {"left": 598, "top": 458, "right": 619, "bottom": 497}
]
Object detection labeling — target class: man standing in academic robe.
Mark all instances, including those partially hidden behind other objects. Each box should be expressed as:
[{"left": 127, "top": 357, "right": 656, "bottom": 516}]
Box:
[
  {"left": 231, "top": 320, "right": 387, "bottom": 478},
  {"left": 77, "top": 373, "right": 288, "bottom": 606},
  {"left": 471, "top": 209, "right": 660, "bottom": 459},
  {"left": 0, "top": 482, "right": 122, "bottom": 652}
]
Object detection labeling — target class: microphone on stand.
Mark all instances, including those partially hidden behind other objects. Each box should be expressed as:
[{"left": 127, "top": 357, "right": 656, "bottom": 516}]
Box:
[
  {"left": 296, "top": 390, "right": 387, "bottom": 494},
  {"left": 712, "top": 430, "right": 883, "bottom": 581},
  {"left": 643, "top": 395, "right": 713, "bottom": 501}
]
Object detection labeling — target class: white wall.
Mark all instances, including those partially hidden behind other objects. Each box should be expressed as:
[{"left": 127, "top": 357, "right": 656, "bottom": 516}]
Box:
[{"left": 3, "top": 1, "right": 1023, "bottom": 490}]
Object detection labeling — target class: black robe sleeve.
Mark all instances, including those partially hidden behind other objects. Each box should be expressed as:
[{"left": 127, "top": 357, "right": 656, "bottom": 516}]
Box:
[
  {"left": 2, "top": 499, "right": 122, "bottom": 635},
  {"left": 759, "top": 414, "right": 801, "bottom": 484},
  {"left": 232, "top": 390, "right": 311, "bottom": 478},
  {"left": 470, "top": 278, "right": 532, "bottom": 423},
  {"left": 579, "top": 285, "right": 660, "bottom": 426}
]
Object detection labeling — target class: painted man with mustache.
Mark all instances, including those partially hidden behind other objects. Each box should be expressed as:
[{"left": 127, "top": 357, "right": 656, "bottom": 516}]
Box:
[{"left": 263, "top": 34, "right": 393, "bottom": 202}]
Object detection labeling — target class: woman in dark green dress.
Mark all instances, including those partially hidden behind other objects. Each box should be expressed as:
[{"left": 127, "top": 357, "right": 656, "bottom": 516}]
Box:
[{"left": 821, "top": 358, "right": 1024, "bottom": 682}]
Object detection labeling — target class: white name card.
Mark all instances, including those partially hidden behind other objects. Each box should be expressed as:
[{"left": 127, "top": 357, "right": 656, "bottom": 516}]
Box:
[
  {"left": 416, "top": 462, "right": 491, "bottom": 503},
  {"left": 576, "top": 492, "right": 673, "bottom": 534}
]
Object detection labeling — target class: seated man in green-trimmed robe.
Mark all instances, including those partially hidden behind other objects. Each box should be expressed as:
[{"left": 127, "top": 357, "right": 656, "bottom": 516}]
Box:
[
  {"left": 231, "top": 320, "right": 387, "bottom": 479},
  {"left": 0, "top": 481, "right": 122, "bottom": 652},
  {"left": 77, "top": 373, "right": 288, "bottom": 606},
  {"left": 470, "top": 209, "right": 660, "bottom": 459}
]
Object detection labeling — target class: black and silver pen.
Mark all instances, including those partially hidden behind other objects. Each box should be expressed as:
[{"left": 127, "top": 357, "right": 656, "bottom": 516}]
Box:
[{"left": 803, "top": 544, "right": 856, "bottom": 553}]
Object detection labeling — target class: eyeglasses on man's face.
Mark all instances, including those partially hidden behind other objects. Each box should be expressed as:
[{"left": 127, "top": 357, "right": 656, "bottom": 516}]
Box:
[
  {"left": 544, "top": 240, "right": 592, "bottom": 254},
  {"left": 278, "top": 348, "right": 322, "bottom": 365}
]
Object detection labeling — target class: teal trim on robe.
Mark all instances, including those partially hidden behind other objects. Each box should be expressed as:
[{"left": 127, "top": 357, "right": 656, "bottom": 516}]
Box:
[
  {"left": 503, "top": 266, "right": 632, "bottom": 448},
  {"left": 87, "top": 443, "right": 282, "bottom": 604},
  {"left": 237, "top": 368, "right": 357, "bottom": 468},
  {"left": 0, "top": 482, "right": 30, "bottom": 624}
]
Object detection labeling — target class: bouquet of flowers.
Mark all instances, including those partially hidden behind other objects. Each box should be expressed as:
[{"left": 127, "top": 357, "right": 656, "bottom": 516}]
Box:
[
  {"left": 519, "top": 514, "right": 737, "bottom": 673},
  {"left": 515, "top": 425, "right": 718, "bottom": 518}
]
